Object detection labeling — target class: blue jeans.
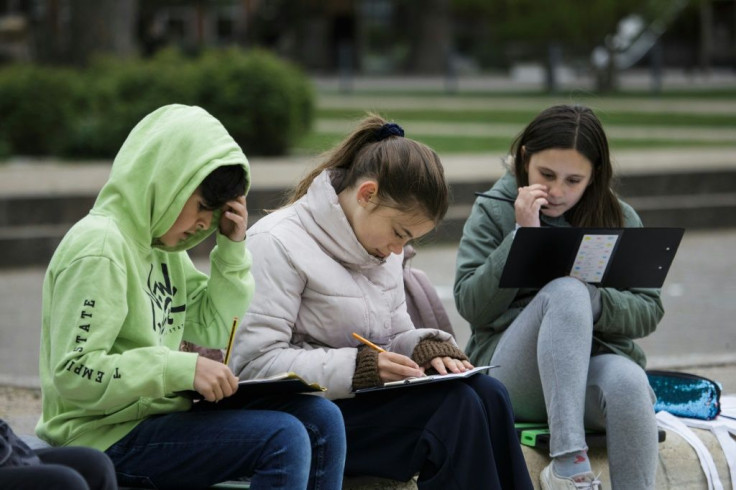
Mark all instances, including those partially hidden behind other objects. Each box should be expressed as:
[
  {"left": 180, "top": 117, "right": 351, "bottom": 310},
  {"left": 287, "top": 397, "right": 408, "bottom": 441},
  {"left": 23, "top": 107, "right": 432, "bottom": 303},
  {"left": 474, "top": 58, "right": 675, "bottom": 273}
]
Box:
[{"left": 105, "top": 395, "right": 346, "bottom": 490}]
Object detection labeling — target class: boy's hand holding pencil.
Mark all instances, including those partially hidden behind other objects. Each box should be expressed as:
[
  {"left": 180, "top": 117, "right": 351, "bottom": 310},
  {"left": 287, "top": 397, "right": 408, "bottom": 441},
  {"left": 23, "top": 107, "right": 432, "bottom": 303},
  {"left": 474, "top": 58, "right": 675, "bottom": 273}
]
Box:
[
  {"left": 192, "top": 317, "right": 240, "bottom": 403},
  {"left": 193, "top": 356, "right": 238, "bottom": 403}
]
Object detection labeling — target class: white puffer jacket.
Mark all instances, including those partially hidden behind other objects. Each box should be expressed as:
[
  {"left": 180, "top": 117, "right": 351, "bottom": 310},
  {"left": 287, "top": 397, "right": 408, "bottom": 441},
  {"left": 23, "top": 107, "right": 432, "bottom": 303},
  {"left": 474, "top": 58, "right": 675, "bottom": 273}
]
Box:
[{"left": 229, "top": 171, "right": 455, "bottom": 399}]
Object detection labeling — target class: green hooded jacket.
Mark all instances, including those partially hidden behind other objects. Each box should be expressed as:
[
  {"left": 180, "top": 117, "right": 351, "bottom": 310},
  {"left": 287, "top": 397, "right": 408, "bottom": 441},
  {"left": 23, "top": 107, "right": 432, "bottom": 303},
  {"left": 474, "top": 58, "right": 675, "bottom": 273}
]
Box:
[
  {"left": 454, "top": 172, "right": 664, "bottom": 369},
  {"left": 36, "top": 105, "right": 254, "bottom": 451}
]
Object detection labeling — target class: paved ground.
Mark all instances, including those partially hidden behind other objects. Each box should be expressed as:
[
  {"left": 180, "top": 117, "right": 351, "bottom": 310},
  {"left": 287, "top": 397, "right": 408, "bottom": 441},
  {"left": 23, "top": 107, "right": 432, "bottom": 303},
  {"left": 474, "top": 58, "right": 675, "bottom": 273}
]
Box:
[{"left": 1, "top": 227, "right": 735, "bottom": 389}]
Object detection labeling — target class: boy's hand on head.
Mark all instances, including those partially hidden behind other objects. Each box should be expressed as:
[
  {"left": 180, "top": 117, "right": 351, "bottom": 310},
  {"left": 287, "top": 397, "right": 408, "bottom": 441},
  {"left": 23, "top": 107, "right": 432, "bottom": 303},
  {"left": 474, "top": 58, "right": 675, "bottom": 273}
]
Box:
[
  {"left": 219, "top": 195, "right": 248, "bottom": 242},
  {"left": 193, "top": 356, "right": 239, "bottom": 402}
]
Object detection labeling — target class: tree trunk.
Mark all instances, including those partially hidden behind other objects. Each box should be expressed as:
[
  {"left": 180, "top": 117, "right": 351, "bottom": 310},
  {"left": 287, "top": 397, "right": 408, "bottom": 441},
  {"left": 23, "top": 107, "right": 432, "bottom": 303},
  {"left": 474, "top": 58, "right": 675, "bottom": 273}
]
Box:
[
  {"left": 405, "top": 0, "right": 451, "bottom": 74},
  {"left": 32, "top": 0, "right": 138, "bottom": 66},
  {"left": 595, "top": 41, "right": 619, "bottom": 93}
]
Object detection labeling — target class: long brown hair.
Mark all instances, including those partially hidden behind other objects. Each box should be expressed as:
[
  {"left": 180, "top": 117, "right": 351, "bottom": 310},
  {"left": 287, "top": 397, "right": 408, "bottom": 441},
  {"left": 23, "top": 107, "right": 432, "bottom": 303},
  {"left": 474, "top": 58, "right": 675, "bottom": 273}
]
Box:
[
  {"left": 286, "top": 113, "right": 449, "bottom": 225},
  {"left": 512, "top": 104, "right": 624, "bottom": 227}
]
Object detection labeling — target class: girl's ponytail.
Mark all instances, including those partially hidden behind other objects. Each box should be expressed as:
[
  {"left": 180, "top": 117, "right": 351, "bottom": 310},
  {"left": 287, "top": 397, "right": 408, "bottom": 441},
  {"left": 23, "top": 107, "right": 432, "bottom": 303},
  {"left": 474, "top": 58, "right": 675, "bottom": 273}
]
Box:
[{"left": 286, "top": 113, "right": 449, "bottom": 225}]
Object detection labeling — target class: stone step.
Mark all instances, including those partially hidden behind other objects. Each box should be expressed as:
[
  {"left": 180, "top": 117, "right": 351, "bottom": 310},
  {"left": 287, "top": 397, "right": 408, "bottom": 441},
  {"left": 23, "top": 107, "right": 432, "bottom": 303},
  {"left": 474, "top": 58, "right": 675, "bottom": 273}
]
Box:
[
  {"left": 2, "top": 170, "right": 736, "bottom": 268},
  {"left": 2, "top": 194, "right": 735, "bottom": 268},
  {"left": 4, "top": 170, "right": 736, "bottom": 227},
  {"left": 0, "top": 190, "right": 285, "bottom": 228}
]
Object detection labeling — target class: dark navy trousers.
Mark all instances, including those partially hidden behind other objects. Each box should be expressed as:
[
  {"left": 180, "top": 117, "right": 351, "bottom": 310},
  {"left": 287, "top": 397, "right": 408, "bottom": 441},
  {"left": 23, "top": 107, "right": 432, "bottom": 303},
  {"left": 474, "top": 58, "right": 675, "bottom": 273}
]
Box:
[
  {"left": 335, "top": 375, "right": 533, "bottom": 490},
  {"left": 0, "top": 446, "right": 117, "bottom": 490}
]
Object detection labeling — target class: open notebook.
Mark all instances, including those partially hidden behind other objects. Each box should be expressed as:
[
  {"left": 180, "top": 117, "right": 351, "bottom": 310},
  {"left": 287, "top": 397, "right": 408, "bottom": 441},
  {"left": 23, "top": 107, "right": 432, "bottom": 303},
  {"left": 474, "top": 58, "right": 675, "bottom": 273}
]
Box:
[
  {"left": 187, "top": 372, "right": 326, "bottom": 404},
  {"left": 353, "top": 365, "right": 497, "bottom": 394},
  {"left": 232, "top": 372, "right": 326, "bottom": 396}
]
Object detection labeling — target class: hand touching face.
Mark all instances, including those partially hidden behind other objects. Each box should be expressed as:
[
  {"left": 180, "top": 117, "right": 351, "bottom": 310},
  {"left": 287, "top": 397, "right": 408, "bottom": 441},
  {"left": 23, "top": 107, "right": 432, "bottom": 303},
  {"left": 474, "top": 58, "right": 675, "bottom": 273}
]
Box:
[
  {"left": 218, "top": 195, "right": 248, "bottom": 242},
  {"left": 159, "top": 190, "right": 248, "bottom": 246},
  {"left": 516, "top": 148, "right": 593, "bottom": 227}
]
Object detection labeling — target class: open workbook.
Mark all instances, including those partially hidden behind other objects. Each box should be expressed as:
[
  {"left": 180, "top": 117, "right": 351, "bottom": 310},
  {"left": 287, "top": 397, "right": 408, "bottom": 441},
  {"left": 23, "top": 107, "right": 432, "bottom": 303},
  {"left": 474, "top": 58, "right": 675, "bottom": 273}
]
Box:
[
  {"left": 189, "top": 372, "right": 326, "bottom": 404},
  {"left": 233, "top": 372, "right": 326, "bottom": 396},
  {"left": 353, "top": 365, "right": 497, "bottom": 394}
]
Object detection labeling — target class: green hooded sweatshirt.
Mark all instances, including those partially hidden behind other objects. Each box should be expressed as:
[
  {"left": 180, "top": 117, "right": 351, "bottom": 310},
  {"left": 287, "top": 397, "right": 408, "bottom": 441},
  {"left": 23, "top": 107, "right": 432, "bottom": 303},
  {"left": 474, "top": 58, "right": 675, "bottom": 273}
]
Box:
[{"left": 36, "top": 104, "right": 254, "bottom": 451}]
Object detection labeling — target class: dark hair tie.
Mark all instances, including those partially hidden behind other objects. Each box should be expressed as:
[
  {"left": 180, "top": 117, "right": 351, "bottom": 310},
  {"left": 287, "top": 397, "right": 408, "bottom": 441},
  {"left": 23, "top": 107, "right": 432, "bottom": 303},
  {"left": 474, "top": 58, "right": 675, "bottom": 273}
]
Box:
[{"left": 376, "top": 122, "right": 405, "bottom": 141}]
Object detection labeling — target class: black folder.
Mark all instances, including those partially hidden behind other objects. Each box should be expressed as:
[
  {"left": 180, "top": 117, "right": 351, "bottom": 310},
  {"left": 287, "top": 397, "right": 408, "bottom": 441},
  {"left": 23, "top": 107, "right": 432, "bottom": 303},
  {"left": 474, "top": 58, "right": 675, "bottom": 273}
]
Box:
[{"left": 499, "top": 227, "right": 684, "bottom": 289}]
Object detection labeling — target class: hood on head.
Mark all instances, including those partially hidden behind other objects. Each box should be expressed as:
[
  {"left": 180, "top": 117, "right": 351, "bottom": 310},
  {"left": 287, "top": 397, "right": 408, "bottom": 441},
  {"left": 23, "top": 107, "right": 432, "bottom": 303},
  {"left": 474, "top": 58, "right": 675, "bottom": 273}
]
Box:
[{"left": 92, "top": 104, "right": 250, "bottom": 252}]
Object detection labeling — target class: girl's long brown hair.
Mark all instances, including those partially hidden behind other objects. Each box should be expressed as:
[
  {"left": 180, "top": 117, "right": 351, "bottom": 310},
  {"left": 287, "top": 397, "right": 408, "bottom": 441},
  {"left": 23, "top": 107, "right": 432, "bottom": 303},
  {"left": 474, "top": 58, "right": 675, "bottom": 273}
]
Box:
[{"left": 512, "top": 104, "right": 624, "bottom": 228}]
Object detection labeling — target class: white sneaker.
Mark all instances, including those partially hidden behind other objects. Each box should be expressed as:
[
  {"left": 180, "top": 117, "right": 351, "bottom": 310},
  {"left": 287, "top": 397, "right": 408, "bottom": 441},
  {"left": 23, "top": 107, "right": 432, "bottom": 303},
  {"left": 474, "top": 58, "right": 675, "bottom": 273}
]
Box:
[{"left": 540, "top": 462, "right": 602, "bottom": 489}]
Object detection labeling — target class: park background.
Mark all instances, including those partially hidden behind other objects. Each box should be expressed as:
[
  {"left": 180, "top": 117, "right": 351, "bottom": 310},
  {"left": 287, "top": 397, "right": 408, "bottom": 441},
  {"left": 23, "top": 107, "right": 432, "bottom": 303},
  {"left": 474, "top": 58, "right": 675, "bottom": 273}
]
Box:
[{"left": 0, "top": 0, "right": 735, "bottom": 464}]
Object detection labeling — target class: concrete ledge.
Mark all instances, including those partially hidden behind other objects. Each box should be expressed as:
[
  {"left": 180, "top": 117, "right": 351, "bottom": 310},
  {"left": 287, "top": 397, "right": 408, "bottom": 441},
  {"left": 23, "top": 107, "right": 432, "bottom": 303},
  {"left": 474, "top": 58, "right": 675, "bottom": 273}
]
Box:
[
  {"left": 2, "top": 160, "right": 736, "bottom": 267},
  {"left": 343, "top": 476, "right": 417, "bottom": 489},
  {"left": 344, "top": 425, "right": 734, "bottom": 490},
  {"left": 17, "top": 425, "right": 734, "bottom": 489},
  {"left": 521, "top": 426, "right": 733, "bottom": 490}
]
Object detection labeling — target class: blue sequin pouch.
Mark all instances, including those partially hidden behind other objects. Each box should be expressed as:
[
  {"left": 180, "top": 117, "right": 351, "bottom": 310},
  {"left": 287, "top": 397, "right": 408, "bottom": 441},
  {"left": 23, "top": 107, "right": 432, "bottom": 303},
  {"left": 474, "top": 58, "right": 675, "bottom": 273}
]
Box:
[{"left": 647, "top": 370, "right": 722, "bottom": 420}]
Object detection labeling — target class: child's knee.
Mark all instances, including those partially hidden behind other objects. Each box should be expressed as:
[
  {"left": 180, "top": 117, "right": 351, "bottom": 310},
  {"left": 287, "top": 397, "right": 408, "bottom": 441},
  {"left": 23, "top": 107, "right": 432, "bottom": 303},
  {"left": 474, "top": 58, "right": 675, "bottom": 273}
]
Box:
[
  {"left": 38, "top": 465, "right": 89, "bottom": 490},
  {"left": 455, "top": 376, "right": 515, "bottom": 418},
  {"left": 472, "top": 373, "right": 511, "bottom": 400},
  {"left": 309, "top": 397, "right": 345, "bottom": 428},
  {"left": 301, "top": 398, "right": 347, "bottom": 447},
  {"left": 544, "top": 276, "right": 589, "bottom": 300},
  {"left": 271, "top": 415, "right": 311, "bottom": 456},
  {"left": 589, "top": 358, "right": 656, "bottom": 411}
]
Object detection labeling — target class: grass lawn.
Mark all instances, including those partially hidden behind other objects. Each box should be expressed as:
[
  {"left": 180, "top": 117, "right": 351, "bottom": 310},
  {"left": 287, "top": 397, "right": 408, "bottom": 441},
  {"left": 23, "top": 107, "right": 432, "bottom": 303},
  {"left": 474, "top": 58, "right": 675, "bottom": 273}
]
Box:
[
  {"left": 293, "top": 88, "right": 736, "bottom": 155},
  {"left": 316, "top": 87, "right": 736, "bottom": 100},
  {"left": 315, "top": 108, "right": 736, "bottom": 128},
  {"left": 295, "top": 132, "right": 727, "bottom": 156}
]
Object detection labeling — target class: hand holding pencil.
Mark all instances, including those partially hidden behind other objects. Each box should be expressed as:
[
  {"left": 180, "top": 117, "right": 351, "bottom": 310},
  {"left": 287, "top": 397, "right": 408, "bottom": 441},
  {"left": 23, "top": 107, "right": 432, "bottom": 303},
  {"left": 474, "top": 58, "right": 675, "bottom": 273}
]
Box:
[
  {"left": 191, "top": 317, "right": 240, "bottom": 403},
  {"left": 352, "top": 332, "right": 425, "bottom": 382},
  {"left": 193, "top": 355, "right": 238, "bottom": 403}
]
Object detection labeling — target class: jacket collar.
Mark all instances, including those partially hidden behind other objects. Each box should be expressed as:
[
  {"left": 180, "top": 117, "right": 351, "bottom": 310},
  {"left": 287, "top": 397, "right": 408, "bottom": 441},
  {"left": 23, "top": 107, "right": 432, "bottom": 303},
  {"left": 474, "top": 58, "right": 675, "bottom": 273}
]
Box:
[{"left": 295, "top": 170, "right": 386, "bottom": 268}]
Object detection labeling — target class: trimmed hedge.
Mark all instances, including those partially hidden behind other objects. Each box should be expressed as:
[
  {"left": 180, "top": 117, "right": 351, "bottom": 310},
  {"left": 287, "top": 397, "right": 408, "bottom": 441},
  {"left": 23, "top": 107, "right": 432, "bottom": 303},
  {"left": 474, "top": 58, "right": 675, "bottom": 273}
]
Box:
[
  {"left": 0, "top": 65, "right": 82, "bottom": 156},
  {"left": 194, "top": 49, "right": 315, "bottom": 156},
  {"left": 0, "top": 48, "right": 314, "bottom": 159}
]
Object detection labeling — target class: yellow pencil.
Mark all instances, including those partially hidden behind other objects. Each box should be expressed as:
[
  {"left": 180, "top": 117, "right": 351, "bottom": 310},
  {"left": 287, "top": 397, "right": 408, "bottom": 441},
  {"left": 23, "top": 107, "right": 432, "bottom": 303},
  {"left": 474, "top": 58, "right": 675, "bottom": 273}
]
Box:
[
  {"left": 352, "top": 332, "right": 386, "bottom": 353},
  {"left": 223, "top": 317, "right": 239, "bottom": 365}
]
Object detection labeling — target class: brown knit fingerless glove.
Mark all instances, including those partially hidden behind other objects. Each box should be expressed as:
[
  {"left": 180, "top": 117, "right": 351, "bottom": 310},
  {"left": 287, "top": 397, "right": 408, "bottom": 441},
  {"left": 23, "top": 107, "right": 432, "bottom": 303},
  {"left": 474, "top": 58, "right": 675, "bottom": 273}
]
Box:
[
  {"left": 352, "top": 346, "right": 382, "bottom": 390},
  {"left": 412, "top": 338, "right": 468, "bottom": 374}
]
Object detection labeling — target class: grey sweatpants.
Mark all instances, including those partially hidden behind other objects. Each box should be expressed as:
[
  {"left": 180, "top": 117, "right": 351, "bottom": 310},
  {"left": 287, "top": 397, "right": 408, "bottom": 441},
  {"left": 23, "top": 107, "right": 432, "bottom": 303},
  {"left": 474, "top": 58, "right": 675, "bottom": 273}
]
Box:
[{"left": 490, "top": 277, "right": 658, "bottom": 490}]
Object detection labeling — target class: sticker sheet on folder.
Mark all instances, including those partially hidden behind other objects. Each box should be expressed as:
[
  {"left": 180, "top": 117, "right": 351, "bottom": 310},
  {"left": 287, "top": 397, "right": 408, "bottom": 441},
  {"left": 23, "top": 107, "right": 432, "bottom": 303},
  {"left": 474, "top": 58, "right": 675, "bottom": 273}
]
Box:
[{"left": 570, "top": 234, "right": 619, "bottom": 283}]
